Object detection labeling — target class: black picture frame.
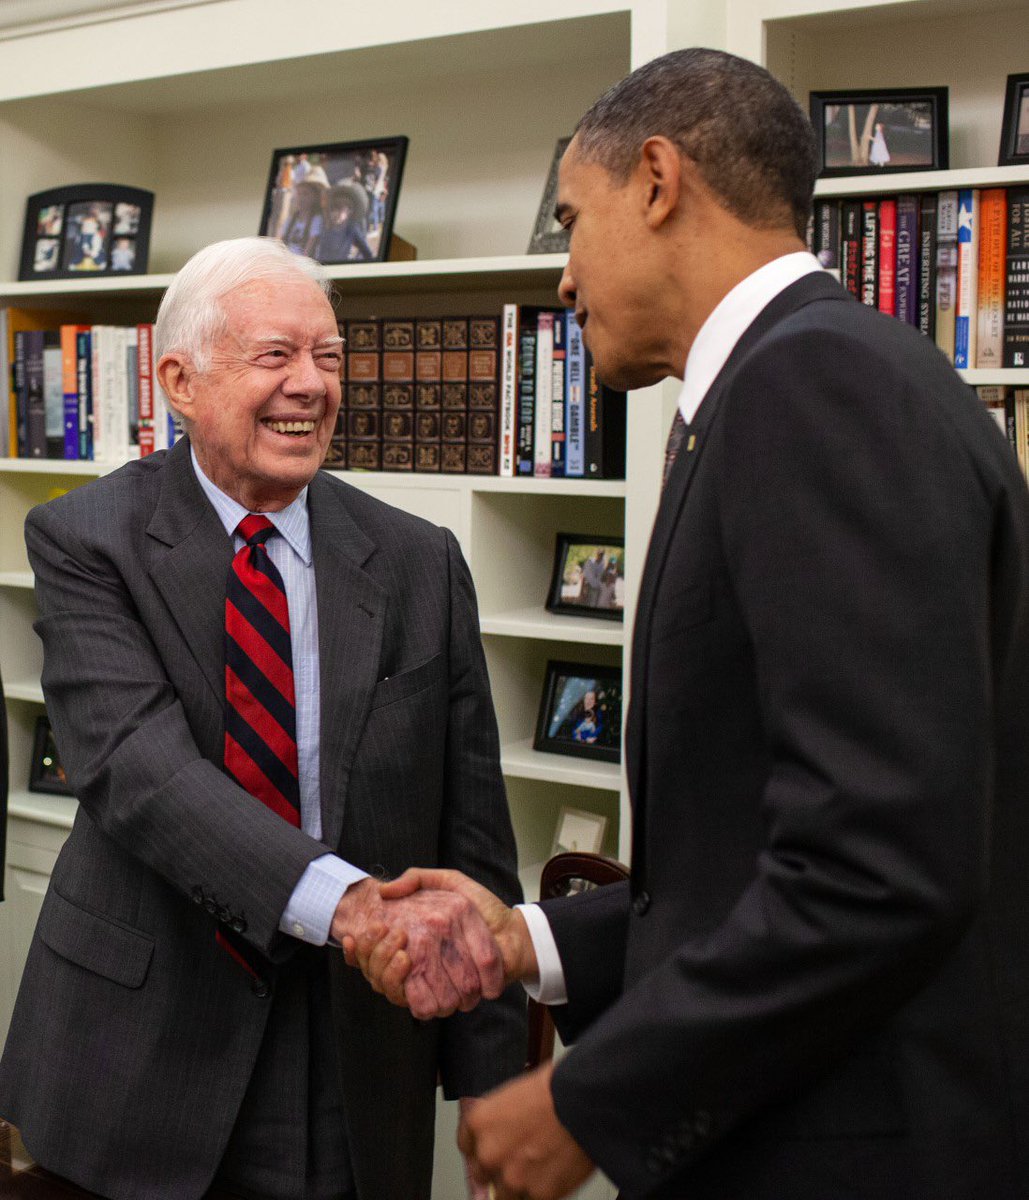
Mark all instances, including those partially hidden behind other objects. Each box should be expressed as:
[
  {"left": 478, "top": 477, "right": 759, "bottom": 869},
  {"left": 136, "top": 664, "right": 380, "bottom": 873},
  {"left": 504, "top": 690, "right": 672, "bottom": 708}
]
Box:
[
  {"left": 998, "top": 74, "right": 1029, "bottom": 166},
  {"left": 28, "top": 715, "right": 73, "bottom": 796},
  {"left": 260, "top": 138, "right": 408, "bottom": 265},
  {"left": 809, "top": 88, "right": 949, "bottom": 178},
  {"left": 528, "top": 137, "right": 572, "bottom": 254},
  {"left": 533, "top": 659, "right": 622, "bottom": 764},
  {"left": 19, "top": 184, "right": 154, "bottom": 282},
  {"left": 545, "top": 533, "right": 624, "bottom": 621}
]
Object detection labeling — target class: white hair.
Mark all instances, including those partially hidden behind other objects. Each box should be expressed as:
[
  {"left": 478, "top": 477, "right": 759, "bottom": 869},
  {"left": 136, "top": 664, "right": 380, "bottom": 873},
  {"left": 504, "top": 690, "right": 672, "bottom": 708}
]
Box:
[{"left": 154, "top": 236, "right": 332, "bottom": 373}]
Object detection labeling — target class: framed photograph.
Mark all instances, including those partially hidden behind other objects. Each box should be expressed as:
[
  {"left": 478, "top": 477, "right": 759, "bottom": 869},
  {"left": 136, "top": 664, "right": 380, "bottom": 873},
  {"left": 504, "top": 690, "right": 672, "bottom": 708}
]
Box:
[
  {"left": 28, "top": 715, "right": 73, "bottom": 797},
  {"left": 551, "top": 805, "right": 608, "bottom": 858},
  {"left": 528, "top": 136, "right": 571, "bottom": 254},
  {"left": 259, "top": 138, "right": 408, "bottom": 265},
  {"left": 546, "top": 533, "right": 624, "bottom": 621},
  {"left": 999, "top": 74, "right": 1029, "bottom": 166},
  {"left": 809, "top": 88, "right": 949, "bottom": 177},
  {"left": 533, "top": 660, "right": 622, "bottom": 764},
  {"left": 19, "top": 184, "right": 154, "bottom": 281}
]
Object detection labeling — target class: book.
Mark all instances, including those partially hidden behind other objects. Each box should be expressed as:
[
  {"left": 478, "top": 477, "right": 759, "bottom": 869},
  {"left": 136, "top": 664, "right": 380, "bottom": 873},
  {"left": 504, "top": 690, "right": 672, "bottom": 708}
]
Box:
[
  {"left": 877, "top": 197, "right": 897, "bottom": 317},
  {"left": 976, "top": 188, "right": 1007, "bottom": 369},
  {"left": 441, "top": 316, "right": 470, "bottom": 474},
  {"left": 565, "top": 312, "right": 586, "bottom": 478},
  {"left": 841, "top": 200, "right": 862, "bottom": 300},
  {"left": 467, "top": 316, "right": 499, "bottom": 475},
  {"left": 977, "top": 385, "right": 1011, "bottom": 449},
  {"left": 860, "top": 199, "right": 878, "bottom": 308},
  {"left": 1016, "top": 390, "right": 1029, "bottom": 477},
  {"left": 895, "top": 195, "right": 919, "bottom": 327},
  {"left": 23, "top": 330, "right": 47, "bottom": 458},
  {"left": 3, "top": 307, "right": 85, "bottom": 457},
  {"left": 550, "top": 313, "right": 566, "bottom": 476},
  {"left": 414, "top": 317, "right": 442, "bottom": 472},
  {"left": 42, "top": 331, "right": 62, "bottom": 458},
  {"left": 533, "top": 311, "right": 554, "bottom": 478},
  {"left": 584, "top": 349, "right": 627, "bottom": 479},
  {"left": 935, "top": 191, "right": 960, "bottom": 362},
  {"left": 954, "top": 188, "right": 980, "bottom": 369},
  {"left": 136, "top": 323, "right": 155, "bottom": 457},
  {"left": 918, "top": 194, "right": 937, "bottom": 340},
  {"left": 382, "top": 318, "right": 415, "bottom": 471},
  {"left": 498, "top": 304, "right": 518, "bottom": 476},
  {"left": 346, "top": 319, "right": 382, "bottom": 470},
  {"left": 813, "top": 199, "right": 841, "bottom": 279},
  {"left": 1004, "top": 186, "right": 1029, "bottom": 368}
]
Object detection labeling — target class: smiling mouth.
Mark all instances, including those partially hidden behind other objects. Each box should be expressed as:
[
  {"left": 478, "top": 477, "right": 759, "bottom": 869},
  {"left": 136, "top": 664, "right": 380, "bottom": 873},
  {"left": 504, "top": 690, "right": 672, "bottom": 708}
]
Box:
[{"left": 262, "top": 419, "right": 316, "bottom": 436}]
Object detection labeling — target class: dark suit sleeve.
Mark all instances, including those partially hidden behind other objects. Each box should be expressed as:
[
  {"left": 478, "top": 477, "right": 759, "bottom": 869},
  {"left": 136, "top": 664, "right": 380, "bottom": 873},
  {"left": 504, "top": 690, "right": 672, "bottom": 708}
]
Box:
[
  {"left": 435, "top": 528, "right": 527, "bottom": 1097},
  {"left": 550, "top": 325, "right": 1018, "bottom": 1195},
  {"left": 25, "top": 500, "right": 328, "bottom": 959}
]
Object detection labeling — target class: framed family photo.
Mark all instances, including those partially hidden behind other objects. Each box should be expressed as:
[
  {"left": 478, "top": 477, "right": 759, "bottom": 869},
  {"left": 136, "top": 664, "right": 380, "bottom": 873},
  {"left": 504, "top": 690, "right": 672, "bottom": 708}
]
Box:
[
  {"left": 528, "top": 136, "right": 572, "bottom": 254},
  {"left": 546, "top": 533, "right": 624, "bottom": 621},
  {"left": 999, "top": 73, "right": 1029, "bottom": 166},
  {"left": 260, "top": 137, "right": 408, "bottom": 265},
  {"left": 810, "top": 88, "right": 949, "bottom": 177},
  {"left": 28, "top": 715, "right": 73, "bottom": 797},
  {"left": 19, "top": 184, "right": 154, "bottom": 281},
  {"left": 533, "top": 660, "right": 622, "bottom": 764}
]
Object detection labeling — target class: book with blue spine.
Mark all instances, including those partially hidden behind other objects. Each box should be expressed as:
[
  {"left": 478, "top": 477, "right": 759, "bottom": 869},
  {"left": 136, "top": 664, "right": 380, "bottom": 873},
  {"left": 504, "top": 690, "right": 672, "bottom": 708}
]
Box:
[{"left": 954, "top": 189, "right": 980, "bottom": 369}]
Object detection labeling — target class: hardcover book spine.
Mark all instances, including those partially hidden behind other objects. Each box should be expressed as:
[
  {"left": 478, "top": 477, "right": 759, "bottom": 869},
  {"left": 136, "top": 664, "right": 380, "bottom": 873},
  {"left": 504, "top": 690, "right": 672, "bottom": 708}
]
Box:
[
  {"left": 550, "top": 312, "right": 566, "bottom": 477},
  {"left": 516, "top": 308, "right": 537, "bottom": 475},
  {"left": 382, "top": 317, "right": 415, "bottom": 471},
  {"left": 468, "top": 316, "right": 499, "bottom": 475},
  {"left": 918, "top": 194, "right": 937, "bottom": 340},
  {"left": 498, "top": 304, "right": 518, "bottom": 476},
  {"left": 125, "top": 327, "right": 139, "bottom": 458},
  {"left": 860, "top": 200, "right": 878, "bottom": 308},
  {"left": 25, "top": 329, "right": 47, "bottom": 458},
  {"left": 813, "top": 199, "right": 841, "bottom": 280},
  {"left": 136, "top": 323, "right": 155, "bottom": 457},
  {"left": 441, "top": 316, "right": 469, "bottom": 474},
  {"left": 976, "top": 188, "right": 1007, "bottom": 368},
  {"left": 346, "top": 318, "right": 382, "bottom": 471},
  {"left": 841, "top": 200, "right": 862, "bottom": 300},
  {"left": 43, "top": 330, "right": 63, "bottom": 458},
  {"left": 565, "top": 313, "right": 585, "bottom": 478},
  {"left": 935, "top": 191, "right": 959, "bottom": 362},
  {"left": 1004, "top": 186, "right": 1029, "bottom": 368},
  {"left": 977, "top": 385, "right": 1008, "bottom": 443},
  {"left": 76, "top": 328, "right": 92, "bottom": 459},
  {"left": 584, "top": 350, "right": 627, "bottom": 479},
  {"left": 533, "top": 311, "right": 554, "bottom": 478},
  {"left": 877, "top": 198, "right": 897, "bottom": 317},
  {"left": 1016, "top": 389, "right": 1029, "bottom": 478},
  {"left": 894, "top": 195, "right": 919, "bottom": 327},
  {"left": 414, "top": 317, "right": 442, "bottom": 473},
  {"left": 954, "top": 189, "right": 980, "bottom": 369}
]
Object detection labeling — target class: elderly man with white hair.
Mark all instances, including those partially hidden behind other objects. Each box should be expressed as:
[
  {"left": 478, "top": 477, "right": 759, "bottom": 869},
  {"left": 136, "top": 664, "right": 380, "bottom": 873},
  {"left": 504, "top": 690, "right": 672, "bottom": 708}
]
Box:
[{"left": 0, "top": 237, "right": 524, "bottom": 1200}]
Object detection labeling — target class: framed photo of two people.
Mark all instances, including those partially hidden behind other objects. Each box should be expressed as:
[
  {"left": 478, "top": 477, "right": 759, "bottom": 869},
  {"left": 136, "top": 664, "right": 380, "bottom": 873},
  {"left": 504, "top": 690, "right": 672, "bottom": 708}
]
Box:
[{"left": 546, "top": 534, "right": 624, "bottom": 621}]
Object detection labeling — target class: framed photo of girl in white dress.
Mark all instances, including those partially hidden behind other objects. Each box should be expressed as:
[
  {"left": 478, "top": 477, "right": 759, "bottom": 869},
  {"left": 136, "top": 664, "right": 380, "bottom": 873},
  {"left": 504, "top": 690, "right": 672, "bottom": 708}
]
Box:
[{"left": 809, "top": 89, "right": 948, "bottom": 178}]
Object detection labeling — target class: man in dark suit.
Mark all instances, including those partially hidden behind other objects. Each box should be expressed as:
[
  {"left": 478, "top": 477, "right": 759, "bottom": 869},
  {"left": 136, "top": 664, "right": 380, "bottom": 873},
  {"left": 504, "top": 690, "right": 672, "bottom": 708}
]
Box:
[
  {"left": 0, "top": 237, "right": 524, "bottom": 1200},
  {"left": 360, "top": 48, "right": 1029, "bottom": 1200}
]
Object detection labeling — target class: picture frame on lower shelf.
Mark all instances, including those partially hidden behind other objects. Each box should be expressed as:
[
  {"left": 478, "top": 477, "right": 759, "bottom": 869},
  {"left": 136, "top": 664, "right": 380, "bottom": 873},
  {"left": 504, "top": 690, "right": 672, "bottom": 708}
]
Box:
[
  {"left": 28, "top": 715, "right": 73, "bottom": 797},
  {"left": 19, "top": 183, "right": 154, "bottom": 281},
  {"left": 809, "top": 88, "right": 948, "bottom": 178},
  {"left": 999, "top": 74, "right": 1029, "bottom": 166},
  {"left": 260, "top": 137, "right": 408, "bottom": 265},
  {"left": 527, "top": 136, "right": 571, "bottom": 254},
  {"left": 533, "top": 659, "right": 622, "bottom": 764},
  {"left": 551, "top": 805, "right": 608, "bottom": 858},
  {"left": 546, "top": 533, "right": 624, "bottom": 621}
]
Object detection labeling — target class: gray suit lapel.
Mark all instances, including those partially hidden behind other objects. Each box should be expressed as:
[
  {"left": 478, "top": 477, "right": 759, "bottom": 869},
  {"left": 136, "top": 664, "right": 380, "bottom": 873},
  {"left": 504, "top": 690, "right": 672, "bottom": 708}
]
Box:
[{"left": 308, "top": 472, "right": 386, "bottom": 852}]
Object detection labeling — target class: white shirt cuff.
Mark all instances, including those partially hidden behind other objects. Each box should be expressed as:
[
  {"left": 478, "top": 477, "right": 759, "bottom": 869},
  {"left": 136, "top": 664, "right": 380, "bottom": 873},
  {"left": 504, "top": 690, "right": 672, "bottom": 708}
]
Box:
[
  {"left": 515, "top": 902, "right": 568, "bottom": 1006},
  {"left": 280, "top": 854, "right": 369, "bottom": 945}
]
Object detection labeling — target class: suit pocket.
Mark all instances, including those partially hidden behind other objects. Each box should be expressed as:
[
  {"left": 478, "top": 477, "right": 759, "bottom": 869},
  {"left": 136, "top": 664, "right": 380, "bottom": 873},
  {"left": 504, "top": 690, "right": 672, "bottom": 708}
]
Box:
[
  {"left": 38, "top": 886, "right": 154, "bottom": 989},
  {"left": 651, "top": 576, "right": 713, "bottom": 644},
  {"left": 370, "top": 652, "right": 445, "bottom": 710}
]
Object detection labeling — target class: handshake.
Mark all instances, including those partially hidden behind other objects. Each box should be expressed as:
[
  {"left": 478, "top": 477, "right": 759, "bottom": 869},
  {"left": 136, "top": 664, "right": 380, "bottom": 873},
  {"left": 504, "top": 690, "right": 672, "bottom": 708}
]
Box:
[{"left": 331, "top": 868, "right": 537, "bottom": 1020}]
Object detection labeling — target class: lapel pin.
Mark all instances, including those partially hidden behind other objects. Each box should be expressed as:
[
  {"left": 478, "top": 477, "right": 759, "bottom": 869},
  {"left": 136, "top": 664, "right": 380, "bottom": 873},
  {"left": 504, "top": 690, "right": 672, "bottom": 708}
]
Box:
[{"left": 687, "top": 434, "right": 697, "bottom": 452}]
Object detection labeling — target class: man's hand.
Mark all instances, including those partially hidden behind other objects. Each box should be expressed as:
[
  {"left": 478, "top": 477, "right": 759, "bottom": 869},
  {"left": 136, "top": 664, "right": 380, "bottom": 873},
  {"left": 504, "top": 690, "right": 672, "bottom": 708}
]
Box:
[
  {"left": 458, "top": 1062, "right": 595, "bottom": 1200},
  {"left": 331, "top": 876, "right": 504, "bottom": 1020},
  {"left": 345, "top": 867, "right": 539, "bottom": 1016}
]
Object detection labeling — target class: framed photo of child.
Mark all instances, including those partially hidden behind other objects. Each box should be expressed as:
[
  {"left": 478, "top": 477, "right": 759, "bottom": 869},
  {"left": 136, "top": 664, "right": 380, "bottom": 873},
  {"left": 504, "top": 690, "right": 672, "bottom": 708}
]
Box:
[
  {"left": 533, "top": 660, "right": 622, "bottom": 764},
  {"left": 19, "top": 184, "right": 154, "bottom": 281}
]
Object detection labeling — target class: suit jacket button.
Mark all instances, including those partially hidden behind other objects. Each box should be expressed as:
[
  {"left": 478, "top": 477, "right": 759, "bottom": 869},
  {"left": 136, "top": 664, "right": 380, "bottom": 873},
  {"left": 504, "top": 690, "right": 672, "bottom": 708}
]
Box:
[
  {"left": 191, "top": 886, "right": 204, "bottom": 905},
  {"left": 633, "top": 891, "right": 651, "bottom": 915},
  {"left": 217, "top": 906, "right": 230, "bottom": 923},
  {"left": 250, "top": 978, "right": 271, "bottom": 999},
  {"left": 204, "top": 897, "right": 218, "bottom": 914},
  {"left": 231, "top": 916, "right": 247, "bottom": 934}
]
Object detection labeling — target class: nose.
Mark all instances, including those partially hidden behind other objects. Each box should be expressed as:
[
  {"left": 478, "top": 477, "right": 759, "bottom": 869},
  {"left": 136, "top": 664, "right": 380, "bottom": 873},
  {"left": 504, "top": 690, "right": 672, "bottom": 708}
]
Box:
[
  {"left": 283, "top": 349, "right": 325, "bottom": 397},
  {"left": 558, "top": 261, "right": 576, "bottom": 310}
]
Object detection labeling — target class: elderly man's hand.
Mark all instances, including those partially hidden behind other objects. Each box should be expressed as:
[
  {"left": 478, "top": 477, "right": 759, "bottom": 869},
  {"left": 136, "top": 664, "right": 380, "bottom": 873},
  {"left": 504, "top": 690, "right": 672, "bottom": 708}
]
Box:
[{"left": 332, "top": 876, "right": 505, "bottom": 1019}]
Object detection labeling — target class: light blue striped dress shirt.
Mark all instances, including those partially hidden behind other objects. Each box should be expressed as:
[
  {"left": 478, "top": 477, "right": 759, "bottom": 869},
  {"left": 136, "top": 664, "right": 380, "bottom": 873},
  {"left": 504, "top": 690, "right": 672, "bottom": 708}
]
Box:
[{"left": 192, "top": 449, "right": 366, "bottom": 944}]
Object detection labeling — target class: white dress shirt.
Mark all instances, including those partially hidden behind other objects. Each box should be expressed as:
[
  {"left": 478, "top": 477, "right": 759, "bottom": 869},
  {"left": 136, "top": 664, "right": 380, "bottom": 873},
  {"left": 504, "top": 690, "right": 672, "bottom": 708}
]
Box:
[
  {"left": 193, "top": 450, "right": 365, "bottom": 946},
  {"left": 518, "top": 252, "right": 826, "bottom": 1004}
]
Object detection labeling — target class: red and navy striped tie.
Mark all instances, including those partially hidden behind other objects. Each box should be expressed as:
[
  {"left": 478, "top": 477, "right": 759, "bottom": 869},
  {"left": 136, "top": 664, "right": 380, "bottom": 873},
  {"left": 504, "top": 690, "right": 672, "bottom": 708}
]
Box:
[{"left": 219, "top": 514, "right": 300, "bottom": 977}]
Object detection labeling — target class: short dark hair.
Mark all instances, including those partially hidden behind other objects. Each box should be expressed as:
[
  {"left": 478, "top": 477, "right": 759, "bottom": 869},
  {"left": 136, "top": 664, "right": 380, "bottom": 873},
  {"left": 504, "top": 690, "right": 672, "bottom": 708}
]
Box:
[{"left": 573, "top": 48, "right": 816, "bottom": 239}]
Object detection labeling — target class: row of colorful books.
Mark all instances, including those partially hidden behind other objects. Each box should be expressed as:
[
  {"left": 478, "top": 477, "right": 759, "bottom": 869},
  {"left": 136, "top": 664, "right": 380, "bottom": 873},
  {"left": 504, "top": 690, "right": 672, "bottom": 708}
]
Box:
[
  {"left": 978, "top": 386, "right": 1029, "bottom": 476},
  {"left": 809, "top": 187, "right": 1029, "bottom": 368}
]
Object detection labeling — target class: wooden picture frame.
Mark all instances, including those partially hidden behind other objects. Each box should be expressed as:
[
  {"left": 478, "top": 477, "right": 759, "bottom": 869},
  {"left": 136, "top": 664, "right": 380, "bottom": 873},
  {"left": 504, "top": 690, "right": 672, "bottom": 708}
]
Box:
[
  {"left": 28, "top": 715, "right": 73, "bottom": 797},
  {"left": 19, "top": 184, "right": 154, "bottom": 282},
  {"left": 528, "top": 137, "right": 571, "bottom": 254},
  {"left": 999, "top": 74, "right": 1029, "bottom": 166},
  {"left": 545, "top": 533, "right": 624, "bottom": 621},
  {"left": 260, "top": 137, "right": 408, "bottom": 265},
  {"left": 809, "top": 88, "right": 949, "bottom": 178},
  {"left": 533, "top": 659, "right": 622, "bottom": 764}
]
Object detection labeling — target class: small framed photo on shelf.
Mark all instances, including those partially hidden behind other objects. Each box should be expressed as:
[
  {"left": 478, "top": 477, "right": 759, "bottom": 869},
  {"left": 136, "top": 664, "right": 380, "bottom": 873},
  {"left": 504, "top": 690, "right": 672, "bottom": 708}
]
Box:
[
  {"left": 528, "top": 136, "right": 571, "bottom": 254},
  {"left": 998, "top": 74, "right": 1029, "bottom": 166},
  {"left": 809, "top": 88, "right": 949, "bottom": 178},
  {"left": 551, "top": 805, "right": 608, "bottom": 858},
  {"left": 28, "top": 715, "right": 73, "bottom": 797},
  {"left": 546, "top": 533, "right": 624, "bottom": 621},
  {"left": 260, "top": 138, "right": 408, "bottom": 265},
  {"left": 533, "top": 659, "right": 622, "bottom": 764},
  {"left": 19, "top": 184, "right": 154, "bottom": 281}
]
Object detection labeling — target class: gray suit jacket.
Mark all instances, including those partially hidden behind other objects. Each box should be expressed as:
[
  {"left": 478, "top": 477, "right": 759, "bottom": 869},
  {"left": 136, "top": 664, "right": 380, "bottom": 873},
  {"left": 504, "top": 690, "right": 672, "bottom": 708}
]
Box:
[{"left": 0, "top": 437, "right": 525, "bottom": 1199}]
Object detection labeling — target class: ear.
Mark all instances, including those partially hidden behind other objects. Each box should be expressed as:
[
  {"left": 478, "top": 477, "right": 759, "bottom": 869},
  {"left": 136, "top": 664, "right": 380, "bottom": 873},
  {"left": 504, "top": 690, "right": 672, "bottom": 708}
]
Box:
[
  {"left": 638, "top": 136, "right": 683, "bottom": 230},
  {"left": 156, "top": 352, "right": 197, "bottom": 422}
]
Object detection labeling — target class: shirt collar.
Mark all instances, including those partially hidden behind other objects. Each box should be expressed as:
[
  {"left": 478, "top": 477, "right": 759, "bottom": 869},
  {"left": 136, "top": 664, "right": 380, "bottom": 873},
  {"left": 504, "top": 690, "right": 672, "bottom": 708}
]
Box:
[
  {"left": 678, "top": 251, "right": 824, "bottom": 425},
  {"left": 190, "top": 446, "right": 313, "bottom": 566}
]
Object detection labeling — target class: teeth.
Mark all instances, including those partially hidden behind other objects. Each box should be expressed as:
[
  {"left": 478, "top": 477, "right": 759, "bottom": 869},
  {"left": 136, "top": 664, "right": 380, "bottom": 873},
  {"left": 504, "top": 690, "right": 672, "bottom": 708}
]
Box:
[{"left": 265, "top": 420, "right": 315, "bottom": 434}]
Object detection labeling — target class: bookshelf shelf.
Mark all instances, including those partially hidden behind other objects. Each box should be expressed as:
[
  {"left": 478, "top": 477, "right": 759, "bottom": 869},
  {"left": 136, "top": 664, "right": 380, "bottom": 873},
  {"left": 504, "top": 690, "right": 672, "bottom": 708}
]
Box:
[
  {"left": 481, "top": 607, "right": 625, "bottom": 644},
  {"left": 0, "top": 572, "right": 34, "bottom": 590},
  {"left": 8, "top": 792, "right": 77, "bottom": 832},
  {"left": 2, "top": 681, "right": 45, "bottom": 705},
  {"left": 501, "top": 738, "right": 622, "bottom": 791},
  {"left": 814, "top": 166, "right": 1029, "bottom": 199}
]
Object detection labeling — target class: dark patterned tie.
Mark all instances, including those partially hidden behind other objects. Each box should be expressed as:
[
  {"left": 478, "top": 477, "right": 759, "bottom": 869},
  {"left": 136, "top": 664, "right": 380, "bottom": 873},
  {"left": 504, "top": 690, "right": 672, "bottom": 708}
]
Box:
[
  {"left": 219, "top": 515, "right": 300, "bottom": 978},
  {"left": 662, "top": 408, "right": 688, "bottom": 490}
]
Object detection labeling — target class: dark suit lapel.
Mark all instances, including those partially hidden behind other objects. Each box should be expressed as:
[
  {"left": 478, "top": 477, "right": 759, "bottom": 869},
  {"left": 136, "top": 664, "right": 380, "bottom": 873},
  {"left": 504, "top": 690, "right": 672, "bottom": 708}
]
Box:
[
  {"left": 146, "top": 437, "right": 233, "bottom": 708},
  {"left": 308, "top": 473, "right": 386, "bottom": 852}
]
